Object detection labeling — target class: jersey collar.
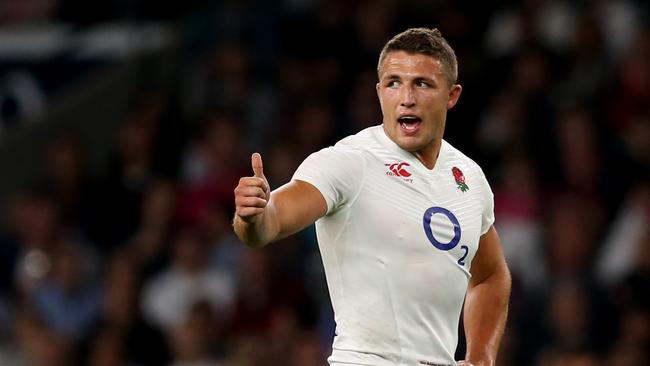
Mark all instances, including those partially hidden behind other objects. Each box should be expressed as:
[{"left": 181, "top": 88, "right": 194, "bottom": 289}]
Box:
[{"left": 374, "top": 125, "right": 449, "bottom": 176}]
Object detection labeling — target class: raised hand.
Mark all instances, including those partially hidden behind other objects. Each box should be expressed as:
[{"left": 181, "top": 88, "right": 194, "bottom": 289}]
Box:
[{"left": 234, "top": 153, "right": 271, "bottom": 223}]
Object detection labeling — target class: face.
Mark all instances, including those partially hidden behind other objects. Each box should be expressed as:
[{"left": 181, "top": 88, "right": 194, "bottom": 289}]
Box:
[{"left": 377, "top": 51, "right": 462, "bottom": 158}]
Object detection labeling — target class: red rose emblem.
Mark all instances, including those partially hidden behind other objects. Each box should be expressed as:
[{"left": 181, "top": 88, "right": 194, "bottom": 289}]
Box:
[
  {"left": 451, "top": 167, "right": 469, "bottom": 192},
  {"left": 452, "top": 167, "right": 464, "bottom": 183}
]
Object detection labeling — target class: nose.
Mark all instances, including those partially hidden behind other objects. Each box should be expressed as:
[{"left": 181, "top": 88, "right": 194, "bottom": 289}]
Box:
[{"left": 400, "top": 86, "right": 415, "bottom": 107}]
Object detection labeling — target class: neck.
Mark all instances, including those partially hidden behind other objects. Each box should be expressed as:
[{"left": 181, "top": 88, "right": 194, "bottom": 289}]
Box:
[{"left": 412, "top": 139, "right": 442, "bottom": 170}]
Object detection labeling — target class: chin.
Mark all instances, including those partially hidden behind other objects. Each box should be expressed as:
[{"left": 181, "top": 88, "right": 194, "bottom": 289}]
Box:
[{"left": 395, "top": 137, "right": 426, "bottom": 152}]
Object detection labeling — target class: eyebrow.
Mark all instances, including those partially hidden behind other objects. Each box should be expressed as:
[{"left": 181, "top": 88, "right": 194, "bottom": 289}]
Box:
[
  {"left": 414, "top": 76, "right": 436, "bottom": 84},
  {"left": 383, "top": 74, "right": 401, "bottom": 80},
  {"left": 382, "top": 74, "right": 437, "bottom": 84}
]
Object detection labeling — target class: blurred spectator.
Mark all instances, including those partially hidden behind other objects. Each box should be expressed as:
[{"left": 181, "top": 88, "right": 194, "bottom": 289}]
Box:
[
  {"left": 620, "top": 113, "right": 650, "bottom": 171},
  {"left": 170, "top": 300, "right": 224, "bottom": 366},
  {"left": 542, "top": 281, "right": 595, "bottom": 352},
  {"left": 9, "top": 192, "right": 63, "bottom": 299},
  {"left": 31, "top": 238, "right": 100, "bottom": 340},
  {"left": 127, "top": 178, "right": 177, "bottom": 276},
  {"left": 483, "top": 0, "right": 578, "bottom": 57},
  {"left": 142, "top": 228, "right": 235, "bottom": 334},
  {"left": 593, "top": 0, "right": 642, "bottom": 61},
  {"left": 86, "top": 327, "right": 128, "bottom": 366},
  {"left": 596, "top": 182, "right": 650, "bottom": 286},
  {"left": 545, "top": 194, "right": 603, "bottom": 281},
  {"left": 45, "top": 132, "right": 95, "bottom": 231},
  {"left": 225, "top": 334, "right": 270, "bottom": 366},
  {"left": 556, "top": 13, "right": 610, "bottom": 104},
  {"left": 288, "top": 330, "right": 326, "bottom": 366},
  {"left": 177, "top": 111, "right": 246, "bottom": 226},
  {"left": 476, "top": 89, "right": 526, "bottom": 161},
  {"left": 228, "top": 249, "right": 273, "bottom": 337},
  {"left": 265, "top": 306, "right": 301, "bottom": 365},
  {"left": 201, "top": 203, "right": 245, "bottom": 284},
  {"left": 83, "top": 250, "right": 170, "bottom": 365},
  {"left": 555, "top": 105, "right": 603, "bottom": 194},
  {"left": 12, "top": 307, "right": 72, "bottom": 366},
  {"left": 494, "top": 153, "right": 546, "bottom": 294},
  {"left": 605, "top": 300, "right": 650, "bottom": 365},
  {"left": 88, "top": 93, "right": 165, "bottom": 250},
  {"left": 607, "top": 24, "right": 650, "bottom": 130},
  {"left": 0, "top": 70, "right": 46, "bottom": 131}
]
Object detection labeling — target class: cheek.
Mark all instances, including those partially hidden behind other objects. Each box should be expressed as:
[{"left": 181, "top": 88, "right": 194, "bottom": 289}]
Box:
[
  {"left": 426, "top": 96, "right": 447, "bottom": 111},
  {"left": 381, "top": 91, "right": 399, "bottom": 106},
  {"left": 377, "top": 94, "right": 391, "bottom": 112}
]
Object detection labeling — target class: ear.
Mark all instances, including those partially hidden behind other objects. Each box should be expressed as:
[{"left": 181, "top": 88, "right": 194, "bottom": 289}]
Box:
[
  {"left": 446, "top": 84, "right": 462, "bottom": 109},
  {"left": 376, "top": 82, "right": 380, "bottom": 96}
]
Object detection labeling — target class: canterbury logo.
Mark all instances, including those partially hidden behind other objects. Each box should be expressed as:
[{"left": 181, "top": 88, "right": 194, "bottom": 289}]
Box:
[{"left": 385, "top": 162, "right": 413, "bottom": 182}]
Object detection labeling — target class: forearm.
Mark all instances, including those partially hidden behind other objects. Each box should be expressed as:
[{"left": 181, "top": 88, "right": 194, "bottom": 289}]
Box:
[
  {"left": 233, "top": 203, "right": 279, "bottom": 247},
  {"left": 234, "top": 176, "right": 327, "bottom": 248},
  {"left": 463, "top": 268, "right": 511, "bottom": 366}
]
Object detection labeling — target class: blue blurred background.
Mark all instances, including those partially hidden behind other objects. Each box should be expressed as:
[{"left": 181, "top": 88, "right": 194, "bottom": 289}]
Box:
[{"left": 0, "top": 0, "right": 648, "bottom": 365}]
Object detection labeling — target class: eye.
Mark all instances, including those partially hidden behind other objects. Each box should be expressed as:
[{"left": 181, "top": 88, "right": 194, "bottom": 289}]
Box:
[
  {"left": 416, "top": 80, "right": 430, "bottom": 88},
  {"left": 386, "top": 80, "right": 400, "bottom": 88}
]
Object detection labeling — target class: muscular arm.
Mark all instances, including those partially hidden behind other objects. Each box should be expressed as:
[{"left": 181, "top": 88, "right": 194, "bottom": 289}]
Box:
[
  {"left": 462, "top": 226, "right": 511, "bottom": 366},
  {"left": 233, "top": 153, "right": 327, "bottom": 247}
]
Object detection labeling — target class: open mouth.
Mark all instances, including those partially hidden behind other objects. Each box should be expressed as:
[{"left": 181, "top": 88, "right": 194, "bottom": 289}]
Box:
[{"left": 398, "top": 115, "right": 422, "bottom": 133}]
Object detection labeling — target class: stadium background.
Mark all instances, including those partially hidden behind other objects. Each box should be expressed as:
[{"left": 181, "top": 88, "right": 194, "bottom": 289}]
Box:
[{"left": 0, "top": 0, "right": 648, "bottom": 365}]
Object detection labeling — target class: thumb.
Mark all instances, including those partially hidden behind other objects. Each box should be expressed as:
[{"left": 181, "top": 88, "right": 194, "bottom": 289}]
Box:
[{"left": 251, "top": 152, "right": 265, "bottom": 178}]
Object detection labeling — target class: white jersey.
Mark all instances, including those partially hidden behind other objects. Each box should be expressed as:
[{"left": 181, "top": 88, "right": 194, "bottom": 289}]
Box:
[{"left": 292, "top": 126, "right": 494, "bottom": 366}]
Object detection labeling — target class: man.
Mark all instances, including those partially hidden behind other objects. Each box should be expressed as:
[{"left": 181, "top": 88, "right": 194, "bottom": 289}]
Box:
[{"left": 233, "top": 28, "right": 511, "bottom": 366}]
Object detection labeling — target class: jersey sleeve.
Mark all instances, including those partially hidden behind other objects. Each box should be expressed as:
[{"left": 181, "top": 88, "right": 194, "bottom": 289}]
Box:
[
  {"left": 479, "top": 170, "right": 495, "bottom": 235},
  {"left": 292, "top": 146, "right": 365, "bottom": 215}
]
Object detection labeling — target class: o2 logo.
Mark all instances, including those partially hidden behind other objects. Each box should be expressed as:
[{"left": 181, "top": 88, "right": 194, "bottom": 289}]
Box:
[{"left": 422, "top": 206, "right": 469, "bottom": 266}]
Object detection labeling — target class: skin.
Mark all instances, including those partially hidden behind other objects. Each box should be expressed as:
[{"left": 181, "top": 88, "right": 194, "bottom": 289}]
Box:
[
  {"left": 377, "top": 51, "right": 462, "bottom": 169},
  {"left": 232, "top": 153, "right": 326, "bottom": 247},
  {"left": 461, "top": 226, "right": 511, "bottom": 366},
  {"left": 233, "top": 50, "right": 510, "bottom": 366}
]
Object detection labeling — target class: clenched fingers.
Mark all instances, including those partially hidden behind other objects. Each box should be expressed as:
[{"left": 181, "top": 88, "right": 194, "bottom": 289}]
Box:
[
  {"left": 235, "top": 196, "right": 267, "bottom": 208},
  {"left": 234, "top": 185, "right": 267, "bottom": 199},
  {"left": 238, "top": 176, "right": 268, "bottom": 188}
]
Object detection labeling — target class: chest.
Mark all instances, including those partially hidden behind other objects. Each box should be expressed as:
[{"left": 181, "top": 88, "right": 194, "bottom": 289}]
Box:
[{"left": 351, "top": 162, "right": 485, "bottom": 272}]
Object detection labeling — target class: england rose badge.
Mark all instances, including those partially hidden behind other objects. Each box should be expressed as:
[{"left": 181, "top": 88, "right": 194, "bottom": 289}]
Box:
[{"left": 452, "top": 167, "right": 469, "bottom": 192}]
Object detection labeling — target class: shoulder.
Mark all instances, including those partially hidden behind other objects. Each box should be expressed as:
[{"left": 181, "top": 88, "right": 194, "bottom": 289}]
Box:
[
  {"left": 442, "top": 139, "right": 479, "bottom": 167},
  {"left": 442, "top": 140, "right": 487, "bottom": 178},
  {"left": 293, "top": 128, "right": 380, "bottom": 213},
  {"left": 310, "top": 125, "right": 381, "bottom": 161},
  {"left": 334, "top": 125, "right": 381, "bottom": 150}
]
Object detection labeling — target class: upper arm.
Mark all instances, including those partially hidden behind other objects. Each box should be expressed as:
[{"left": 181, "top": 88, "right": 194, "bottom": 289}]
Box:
[
  {"left": 270, "top": 180, "right": 328, "bottom": 240},
  {"left": 268, "top": 145, "right": 364, "bottom": 241},
  {"left": 469, "top": 226, "right": 510, "bottom": 286}
]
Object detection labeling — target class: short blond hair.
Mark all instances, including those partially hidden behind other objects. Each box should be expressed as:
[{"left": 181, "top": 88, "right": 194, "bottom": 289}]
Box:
[{"left": 378, "top": 27, "right": 458, "bottom": 85}]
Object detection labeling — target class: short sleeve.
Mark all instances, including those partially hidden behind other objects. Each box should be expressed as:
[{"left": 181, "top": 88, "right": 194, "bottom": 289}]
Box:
[
  {"left": 480, "top": 171, "right": 495, "bottom": 235},
  {"left": 292, "top": 146, "right": 365, "bottom": 215}
]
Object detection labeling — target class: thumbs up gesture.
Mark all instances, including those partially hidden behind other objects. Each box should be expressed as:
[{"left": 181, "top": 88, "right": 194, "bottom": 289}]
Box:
[{"left": 234, "top": 153, "right": 271, "bottom": 223}]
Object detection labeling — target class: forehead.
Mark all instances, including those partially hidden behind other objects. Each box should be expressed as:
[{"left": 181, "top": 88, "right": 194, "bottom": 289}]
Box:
[{"left": 378, "top": 51, "right": 444, "bottom": 79}]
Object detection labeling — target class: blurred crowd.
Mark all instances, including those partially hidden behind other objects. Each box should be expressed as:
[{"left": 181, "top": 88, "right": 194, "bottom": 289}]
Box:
[{"left": 0, "top": 0, "right": 649, "bottom": 365}]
